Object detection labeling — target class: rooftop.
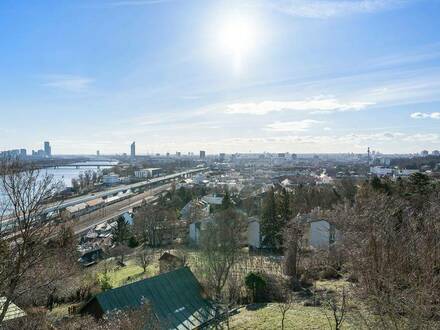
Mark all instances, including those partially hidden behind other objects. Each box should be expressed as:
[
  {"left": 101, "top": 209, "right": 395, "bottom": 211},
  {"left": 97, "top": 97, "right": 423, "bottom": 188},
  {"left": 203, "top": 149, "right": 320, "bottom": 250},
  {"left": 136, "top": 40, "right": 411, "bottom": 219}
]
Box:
[{"left": 81, "top": 267, "right": 218, "bottom": 329}]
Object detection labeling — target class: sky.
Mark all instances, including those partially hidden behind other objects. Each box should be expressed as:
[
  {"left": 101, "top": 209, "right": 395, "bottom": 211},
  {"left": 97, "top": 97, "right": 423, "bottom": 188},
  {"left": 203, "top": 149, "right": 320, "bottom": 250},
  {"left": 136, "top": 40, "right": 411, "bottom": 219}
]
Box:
[{"left": 1, "top": 0, "right": 440, "bottom": 155}]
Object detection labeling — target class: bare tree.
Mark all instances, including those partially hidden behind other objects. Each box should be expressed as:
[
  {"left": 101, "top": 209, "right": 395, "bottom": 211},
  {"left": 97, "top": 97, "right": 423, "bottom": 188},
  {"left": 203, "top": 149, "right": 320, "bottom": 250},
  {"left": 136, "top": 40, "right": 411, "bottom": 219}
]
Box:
[
  {"left": 0, "top": 158, "right": 77, "bottom": 322},
  {"left": 199, "top": 208, "right": 246, "bottom": 300},
  {"left": 327, "top": 176, "right": 440, "bottom": 328},
  {"left": 283, "top": 214, "right": 305, "bottom": 288},
  {"left": 136, "top": 246, "right": 153, "bottom": 273},
  {"left": 277, "top": 291, "right": 294, "bottom": 330},
  {"left": 321, "top": 288, "right": 347, "bottom": 330},
  {"left": 111, "top": 244, "right": 131, "bottom": 266},
  {"left": 133, "top": 205, "right": 172, "bottom": 247}
]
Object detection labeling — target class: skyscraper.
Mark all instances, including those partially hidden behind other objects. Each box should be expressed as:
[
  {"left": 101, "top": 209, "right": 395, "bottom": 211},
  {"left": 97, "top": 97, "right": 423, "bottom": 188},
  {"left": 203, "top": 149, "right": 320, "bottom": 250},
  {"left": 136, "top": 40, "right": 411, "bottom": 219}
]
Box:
[
  {"left": 44, "top": 141, "right": 51, "bottom": 157},
  {"left": 200, "top": 150, "right": 206, "bottom": 159},
  {"left": 130, "top": 142, "right": 136, "bottom": 159}
]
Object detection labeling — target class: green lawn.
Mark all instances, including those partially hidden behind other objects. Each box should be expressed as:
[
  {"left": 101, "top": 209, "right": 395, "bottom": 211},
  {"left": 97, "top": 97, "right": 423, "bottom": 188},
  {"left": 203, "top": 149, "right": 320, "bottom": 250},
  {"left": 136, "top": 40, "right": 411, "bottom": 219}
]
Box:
[
  {"left": 96, "top": 258, "right": 158, "bottom": 288},
  {"left": 108, "top": 263, "right": 144, "bottom": 286},
  {"left": 229, "top": 303, "right": 356, "bottom": 330}
]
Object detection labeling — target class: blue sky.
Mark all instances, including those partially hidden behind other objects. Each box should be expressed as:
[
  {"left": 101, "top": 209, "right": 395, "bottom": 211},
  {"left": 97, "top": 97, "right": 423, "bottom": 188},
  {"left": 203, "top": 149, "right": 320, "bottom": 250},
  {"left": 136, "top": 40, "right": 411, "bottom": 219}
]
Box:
[{"left": 1, "top": 0, "right": 440, "bottom": 155}]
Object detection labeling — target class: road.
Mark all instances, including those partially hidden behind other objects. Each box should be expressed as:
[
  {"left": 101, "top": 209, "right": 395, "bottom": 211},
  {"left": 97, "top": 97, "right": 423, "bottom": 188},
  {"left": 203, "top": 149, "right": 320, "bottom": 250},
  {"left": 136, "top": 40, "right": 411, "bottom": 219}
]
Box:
[
  {"left": 44, "top": 167, "right": 206, "bottom": 214},
  {"left": 1, "top": 167, "right": 206, "bottom": 235}
]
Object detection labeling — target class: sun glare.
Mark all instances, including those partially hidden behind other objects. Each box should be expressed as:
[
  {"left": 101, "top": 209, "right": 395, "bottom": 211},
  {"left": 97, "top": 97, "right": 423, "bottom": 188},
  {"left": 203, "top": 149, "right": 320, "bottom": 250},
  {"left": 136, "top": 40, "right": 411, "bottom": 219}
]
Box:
[{"left": 217, "top": 14, "right": 258, "bottom": 71}]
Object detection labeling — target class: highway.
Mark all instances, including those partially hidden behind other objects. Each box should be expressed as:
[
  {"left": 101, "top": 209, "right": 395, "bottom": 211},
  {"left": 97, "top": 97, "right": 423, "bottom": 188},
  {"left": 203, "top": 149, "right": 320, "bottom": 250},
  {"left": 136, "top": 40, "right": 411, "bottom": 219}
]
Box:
[
  {"left": 44, "top": 167, "right": 207, "bottom": 214},
  {"left": 1, "top": 167, "right": 207, "bottom": 233}
]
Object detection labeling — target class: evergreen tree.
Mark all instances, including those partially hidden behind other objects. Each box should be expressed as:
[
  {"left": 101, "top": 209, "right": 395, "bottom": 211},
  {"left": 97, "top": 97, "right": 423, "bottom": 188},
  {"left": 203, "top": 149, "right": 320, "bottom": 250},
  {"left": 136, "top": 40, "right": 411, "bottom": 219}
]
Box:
[
  {"left": 221, "top": 191, "right": 233, "bottom": 210},
  {"left": 112, "top": 215, "right": 130, "bottom": 244},
  {"left": 261, "top": 187, "right": 279, "bottom": 248},
  {"left": 278, "top": 188, "right": 291, "bottom": 229}
]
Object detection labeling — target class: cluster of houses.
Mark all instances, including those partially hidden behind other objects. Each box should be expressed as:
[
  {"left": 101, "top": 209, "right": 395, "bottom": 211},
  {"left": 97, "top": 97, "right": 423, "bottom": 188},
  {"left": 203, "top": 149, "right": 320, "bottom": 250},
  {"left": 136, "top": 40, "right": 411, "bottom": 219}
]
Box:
[
  {"left": 182, "top": 193, "right": 338, "bottom": 251},
  {"left": 370, "top": 166, "right": 420, "bottom": 177},
  {"left": 176, "top": 171, "right": 246, "bottom": 192},
  {"left": 78, "top": 212, "right": 134, "bottom": 266}
]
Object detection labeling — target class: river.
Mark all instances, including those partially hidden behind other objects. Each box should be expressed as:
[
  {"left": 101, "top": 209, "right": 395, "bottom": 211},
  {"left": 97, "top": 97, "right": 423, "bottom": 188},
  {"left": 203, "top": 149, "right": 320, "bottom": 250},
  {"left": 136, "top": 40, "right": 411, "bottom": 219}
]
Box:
[{"left": 44, "top": 160, "right": 118, "bottom": 187}]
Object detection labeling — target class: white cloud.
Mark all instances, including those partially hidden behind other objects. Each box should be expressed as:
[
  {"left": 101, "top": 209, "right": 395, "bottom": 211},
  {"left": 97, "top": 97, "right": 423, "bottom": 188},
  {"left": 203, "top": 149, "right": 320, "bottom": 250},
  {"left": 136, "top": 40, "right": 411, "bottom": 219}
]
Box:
[
  {"left": 43, "top": 75, "right": 93, "bottom": 92},
  {"left": 410, "top": 112, "right": 440, "bottom": 119},
  {"left": 265, "top": 120, "right": 324, "bottom": 132},
  {"left": 225, "top": 97, "right": 372, "bottom": 115},
  {"left": 264, "top": 0, "right": 410, "bottom": 19},
  {"left": 205, "top": 131, "right": 440, "bottom": 152}
]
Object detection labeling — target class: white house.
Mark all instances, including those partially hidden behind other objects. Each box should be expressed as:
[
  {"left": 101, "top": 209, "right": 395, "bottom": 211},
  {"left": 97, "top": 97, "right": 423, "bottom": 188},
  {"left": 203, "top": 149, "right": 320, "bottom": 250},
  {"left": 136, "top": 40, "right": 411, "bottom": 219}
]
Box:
[
  {"left": 370, "top": 166, "right": 393, "bottom": 176},
  {"left": 201, "top": 194, "right": 224, "bottom": 206},
  {"left": 395, "top": 169, "right": 419, "bottom": 177},
  {"left": 193, "top": 173, "right": 208, "bottom": 185},
  {"left": 304, "top": 218, "right": 339, "bottom": 249},
  {"left": 103, "top": 173, "right": 120, "bottom": 185},
  {"left": 181, "top": 199, "right": 210, "bottom": 220},
  {"left": 280, "top": 178, "right": 292, "bottom": 187},
  {"left": 189, "top": 217, "right": 213, "bottom": 245},
  {"left": 189, "top": 216, "right": 261, "bottom": 249},
  {"left": 134, "top": 168, "right": 161, "bottom": 178},
  {"left": 318, "top": 173, "right": 334, "bottom": 185},
  {"left": 247, "top": 217, "right": 261, "bottom": 249}
]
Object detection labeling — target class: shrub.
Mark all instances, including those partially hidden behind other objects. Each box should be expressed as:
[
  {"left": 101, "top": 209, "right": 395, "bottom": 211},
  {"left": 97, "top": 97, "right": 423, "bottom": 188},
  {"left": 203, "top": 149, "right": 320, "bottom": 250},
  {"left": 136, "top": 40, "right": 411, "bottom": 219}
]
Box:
[
  {"left": 128, "top": 236, "right": 139, "bottom": 248},
  {"left": 245, "top": 272, "right": 267, "bottom": 303},
  {"left": 319, "top": 266, "right": 341, "bottom": 280},
  {"left": 99, "top": 272, "right": 113, "bottom": 292}
]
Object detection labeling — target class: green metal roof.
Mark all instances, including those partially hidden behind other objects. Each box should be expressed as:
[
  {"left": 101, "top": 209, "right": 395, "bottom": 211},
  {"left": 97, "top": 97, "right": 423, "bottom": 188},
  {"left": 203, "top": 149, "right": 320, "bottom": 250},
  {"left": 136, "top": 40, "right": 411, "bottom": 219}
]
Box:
[{"left": 85, "top": 267, "right": 217, "bottom": 329}]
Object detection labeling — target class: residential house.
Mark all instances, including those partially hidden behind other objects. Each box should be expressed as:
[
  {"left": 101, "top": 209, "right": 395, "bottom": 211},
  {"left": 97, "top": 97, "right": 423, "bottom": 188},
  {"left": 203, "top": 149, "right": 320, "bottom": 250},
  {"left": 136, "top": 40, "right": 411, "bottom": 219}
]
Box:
[
  {"left": 180, "top": 199, "right": 210, "bottom": 221},
  {"left": 102, "top": 173, "right": 120, "bottom": 185},
  {"left": 189, "top": 216, "right": 261, "bottom": 249},
  {"left": 134, "top": 168, "right": 161, "bottom": 178},
  {"left": 81, "top": 267, "right": 219, "bottom": 329},
  {"left": 247, "top": 217, "right": 261, "bottom": 249},
  {"left": 300, "top": 214, "right": 339, "bottom": 249},
  {"left": 121, "top": 212, "right": 134, "bottom": 225},
  {"left": 201, "top": 194, "right": 224, "bottom": 206},
  {"left": 78, "top": 248, "right": 104, "bottom": 267},
  {"left": 189, "top": 217, "right": 213, "bottom": 245}
]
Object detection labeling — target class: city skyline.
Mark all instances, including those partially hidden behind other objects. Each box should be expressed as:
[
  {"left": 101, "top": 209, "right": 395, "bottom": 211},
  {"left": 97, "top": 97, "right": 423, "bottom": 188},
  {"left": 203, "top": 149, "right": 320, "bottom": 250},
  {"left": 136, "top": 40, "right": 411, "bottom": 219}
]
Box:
[{"left": 1, "top": 0, "right": 440, "bottom": 154}]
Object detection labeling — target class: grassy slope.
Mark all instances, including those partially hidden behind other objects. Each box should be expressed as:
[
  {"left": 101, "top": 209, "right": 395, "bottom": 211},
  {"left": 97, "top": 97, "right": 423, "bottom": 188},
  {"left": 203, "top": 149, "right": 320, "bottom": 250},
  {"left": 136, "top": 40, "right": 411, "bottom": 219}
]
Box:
[
  {"left": 229, "top": 301, "right": 363, "bottom": 330},
  {"left": 96, "top": 258, "right": 158, "bottom": 287},
  {"left": 230, "top": 279, "right": 362, "bottom": 330}
]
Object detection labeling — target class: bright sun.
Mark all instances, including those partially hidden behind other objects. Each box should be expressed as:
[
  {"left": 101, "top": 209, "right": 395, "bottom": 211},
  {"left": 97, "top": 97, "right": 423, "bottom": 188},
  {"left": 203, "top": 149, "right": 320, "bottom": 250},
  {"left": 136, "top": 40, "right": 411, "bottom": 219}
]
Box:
[{"left": 217, "top": 14, "right": 257, "bottom": 70}]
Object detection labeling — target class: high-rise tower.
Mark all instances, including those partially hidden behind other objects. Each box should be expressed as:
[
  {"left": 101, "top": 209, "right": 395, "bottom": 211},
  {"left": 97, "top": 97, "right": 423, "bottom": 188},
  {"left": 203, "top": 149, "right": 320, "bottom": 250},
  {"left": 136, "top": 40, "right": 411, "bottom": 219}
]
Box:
[{"left": 130, "top": 142, "right": 136, "bottom": 160}]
